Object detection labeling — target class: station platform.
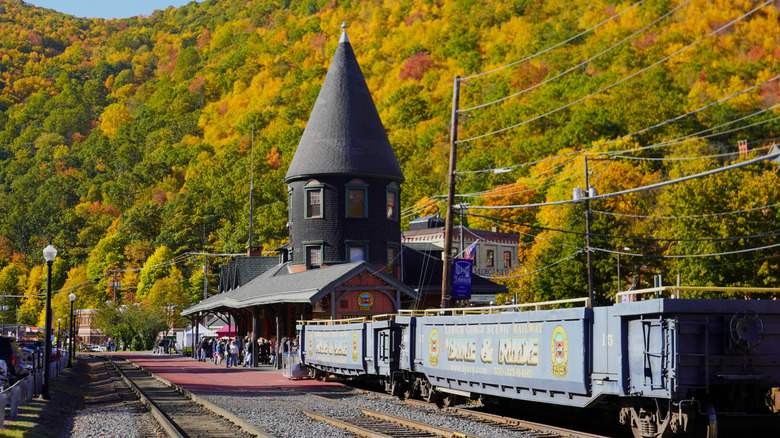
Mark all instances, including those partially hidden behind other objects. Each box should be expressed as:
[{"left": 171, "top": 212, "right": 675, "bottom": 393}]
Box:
[{"left": 98, "top": 352, "right": 339, "bottom": 392}]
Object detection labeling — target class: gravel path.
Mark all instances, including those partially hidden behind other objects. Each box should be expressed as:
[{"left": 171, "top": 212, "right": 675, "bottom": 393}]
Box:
[
  {"left": 68, "top": 357, "right": 163, "bottom": 438},
  {"left": 195, "top": 384, "right": 536, "bottom": 437}
]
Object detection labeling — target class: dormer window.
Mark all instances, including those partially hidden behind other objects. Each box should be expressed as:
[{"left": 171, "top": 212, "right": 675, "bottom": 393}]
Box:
[
  {"left": 386, "top": 182, "right": 399, "bottom": 221},
  {"left": 305, "top": 242, "right": 323, "bottom": 268},
  {"left": 346, "top": 179, "right": 368, "bottom": 218},
  {"left": 305, "top": 180, "right": 323, "bottom": 218}
]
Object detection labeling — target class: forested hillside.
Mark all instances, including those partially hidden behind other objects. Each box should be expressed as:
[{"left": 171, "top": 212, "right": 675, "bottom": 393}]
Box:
[{"left": 0, "top": 0, "right": 778, "bottom": 325}]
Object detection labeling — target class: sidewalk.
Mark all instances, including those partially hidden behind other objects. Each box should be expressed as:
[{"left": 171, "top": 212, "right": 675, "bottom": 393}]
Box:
[{"left": 105, "top": 352, "right": 339, "bottom": 392}]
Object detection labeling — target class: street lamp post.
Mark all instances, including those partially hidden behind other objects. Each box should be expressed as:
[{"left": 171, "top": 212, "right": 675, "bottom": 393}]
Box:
[
  {"left": 68, "top": 293, "right": 75, "bottom": 368},
  {"left": 57, "top": 318, "right": 61, "bottom": 349},
  {"left": 42, "top": 244, "right": 57, "bottom": 400}
]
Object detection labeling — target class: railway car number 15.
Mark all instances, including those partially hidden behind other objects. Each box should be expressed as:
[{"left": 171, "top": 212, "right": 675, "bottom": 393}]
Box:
[{"left": 601, "top": 334, "right": 614, "bottom": 346}]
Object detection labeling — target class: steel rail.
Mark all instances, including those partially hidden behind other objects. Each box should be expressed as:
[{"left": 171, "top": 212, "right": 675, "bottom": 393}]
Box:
[
  {"left": 101, "top": 355, "right": 272, "bottom": 437},
  {"left": 104, "top": 357, "right": 185, "bottom": 438}
]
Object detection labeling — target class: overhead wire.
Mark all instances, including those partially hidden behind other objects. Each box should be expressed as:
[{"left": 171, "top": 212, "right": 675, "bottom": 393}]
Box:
[
  {"left": 461, "top": 0, "right": 693, "bottom": 112},
  {"left": 458, "top": 159, "right": 588, "bottom": 198},
  {"left": 607, "top": 143, "right": 773, "bottom": 161},
  {"left": 593, "top": 242, "right": 780, "bottom": 258},
  {"left": 602, "top": 103, "right": 780, "bottom": 157},
  {"left": 592, "top": 202, "right": 780, "bottom": 219},
  {"left": 482, "top": 250, "right": 583, "bottom": 280},
  {"left": 465, "top": 212, "right": 780, "bottom": 243},
  {"left": 457, "top": 1, "right": 775, "bottom": 145},
  {"left": 466, "top": 151, "right": 780, "bottom": 210},
  {"left": 461, "top": 0, "right": 648, "bottom": 80}
]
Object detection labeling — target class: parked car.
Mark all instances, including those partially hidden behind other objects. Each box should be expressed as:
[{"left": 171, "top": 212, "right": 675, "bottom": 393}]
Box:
[
  {"left": 17, "top": 340, "right": 44, "bottom": 371},
  {"left": 0, "top": 336, "right": 30, "bottom": 383}
]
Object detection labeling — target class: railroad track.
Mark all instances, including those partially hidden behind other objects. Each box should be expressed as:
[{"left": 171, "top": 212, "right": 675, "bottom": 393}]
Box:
[
  {"left": 102, "top": 356, "right": 269, "bottom": 438},
  {"left": 294, "top": 393, "right": 470, "bottom": 438},
  {"left": 347, "top": 386, "right": 611, "bottom": 438}
]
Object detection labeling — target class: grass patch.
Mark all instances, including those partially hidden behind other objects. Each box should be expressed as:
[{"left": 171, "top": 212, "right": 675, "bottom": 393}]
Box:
[{"left": 0, "top": 359, "right": 88, "bottom": 437}]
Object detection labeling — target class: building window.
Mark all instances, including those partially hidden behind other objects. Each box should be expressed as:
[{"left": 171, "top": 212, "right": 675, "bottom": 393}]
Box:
[
  {"left": 346, "top": 179, "right": 368, "bottom": 218},
  {"left": 386, "top": 182, "right": 399, "bottom": 220},
  {"left": 305, "top": 180, "right": 323, "bottom": 218},
  {"left": 340, "top": 299, "right": 349, "bottom": 309},
  {"left": 504, "top": 251, "right": 512, "bottom": 269},
  {"left": 486, "top": 250, "right": 494, "bottom": 268},
  {"left": 387, "top": 245, "right": 398, "bottom": 275},
  {"left": 306, "top": 245, "right": 322, "bottom": 268},
  {"left": 347, "top": 243, "right": 367, "bottom": 262}
]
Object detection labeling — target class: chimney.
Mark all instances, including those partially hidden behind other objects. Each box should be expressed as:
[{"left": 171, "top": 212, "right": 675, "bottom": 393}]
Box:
[{"left": 247, "top": 245, "right": 263, "bottom": 257}]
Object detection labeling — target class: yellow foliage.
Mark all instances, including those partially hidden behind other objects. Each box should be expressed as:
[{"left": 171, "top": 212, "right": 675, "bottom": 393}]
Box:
[{"left": 100, "top": 103, "right": 133, "bottom": 137}]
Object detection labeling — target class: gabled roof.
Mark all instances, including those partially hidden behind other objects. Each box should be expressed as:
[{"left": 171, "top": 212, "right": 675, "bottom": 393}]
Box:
[
  {"left": 284, "top": 29, "right": 403, "bottom": 183},
  {"left": 218, "top": 256, "right": 279, "bottom": 293},
  {"left": 182, "top": 261, "right": 418, "bottom": 316}
]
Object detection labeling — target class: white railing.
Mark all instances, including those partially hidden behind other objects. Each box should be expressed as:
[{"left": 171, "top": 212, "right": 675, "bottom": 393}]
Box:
[
  {"left": 616, "top": 286, "right": 780, "bottom": 302},
  {"left": 0, "top": 353, "right": 69, "bottom": 428}
]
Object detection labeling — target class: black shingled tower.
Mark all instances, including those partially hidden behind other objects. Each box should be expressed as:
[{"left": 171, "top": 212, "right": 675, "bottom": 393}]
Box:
[{"left": 284, "top": 26, "right": 404, "bottom": 272}]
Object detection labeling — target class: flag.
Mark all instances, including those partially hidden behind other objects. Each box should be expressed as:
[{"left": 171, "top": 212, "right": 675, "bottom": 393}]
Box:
[
  {"left": 452, "top": 258, "right": 473, "bottom": 300},
  {"left": 462, "top": 241, "right": 478, "bottom": 260}
]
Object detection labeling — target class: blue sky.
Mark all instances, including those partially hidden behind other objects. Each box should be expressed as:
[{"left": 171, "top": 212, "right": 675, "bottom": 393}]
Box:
[{"left": 28, "top": 1, "right": 203, "bottom": 19}]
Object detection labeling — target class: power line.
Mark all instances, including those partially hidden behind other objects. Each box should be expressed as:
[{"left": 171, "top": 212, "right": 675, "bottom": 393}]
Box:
[
  {"left": 461, "top": 0, "right": 692, "bottom": 112},
  {"left": 592, "top": 202, "right": 779, "bottom": 219},
  {"left": 593, "top": 242, "right": 780, "bottom": 259},
  {"left": 465, "top": 212, "right": 780, "bottom": 243},
  {"left": 457, "top": 1, "right": 775, "bottom": 144},
  {"left": 602, "top": 104, "right": 780, "bottom": 157},
  {"left": 467, "top": 151, "right": 780, "bottom": 210},
  {"left": 462, "top": 0, "right": 648, "bottom": 80},
  {"left": 608, "top": 144, "right": 772, "bottom": 161},
  {"left": 481, "top": 250, "right": 583, "bottom": 280}
]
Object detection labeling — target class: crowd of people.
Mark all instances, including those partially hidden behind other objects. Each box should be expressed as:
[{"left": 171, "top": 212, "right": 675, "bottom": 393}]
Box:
[{"left": 195, "top": 336, "right": 299, "bottom": 368}]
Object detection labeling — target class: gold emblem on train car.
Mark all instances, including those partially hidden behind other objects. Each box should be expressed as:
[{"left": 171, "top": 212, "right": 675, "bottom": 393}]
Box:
[
  {"left": 551, "top": 325, "right": 568, "bottom": 377},
  {"left": 429, "top": 329, "right": 439, "bottom": 366}
]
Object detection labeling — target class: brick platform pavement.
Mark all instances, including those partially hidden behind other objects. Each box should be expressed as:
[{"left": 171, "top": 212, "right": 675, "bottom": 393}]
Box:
[{"left": 103, "top": 352, "right": 339, "bottom": 393}]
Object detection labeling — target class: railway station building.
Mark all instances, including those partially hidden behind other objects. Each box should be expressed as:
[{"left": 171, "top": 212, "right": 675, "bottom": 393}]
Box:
[{"left": 180, "top": 27, "right": 505, "bottom": 354}]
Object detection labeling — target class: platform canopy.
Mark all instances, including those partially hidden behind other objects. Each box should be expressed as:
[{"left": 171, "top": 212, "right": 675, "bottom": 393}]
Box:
[{"left": 181, "top": 261, "right": 418, "bottom": 317}]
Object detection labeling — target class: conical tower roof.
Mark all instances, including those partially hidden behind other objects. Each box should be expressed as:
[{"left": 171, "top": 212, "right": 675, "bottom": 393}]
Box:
[{"left": 285, "top": 28, "right": 404, "bottom": 183}]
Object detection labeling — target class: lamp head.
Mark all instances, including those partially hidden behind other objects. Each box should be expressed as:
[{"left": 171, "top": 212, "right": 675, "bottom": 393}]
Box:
[
  {"left": 43, "top": 245, "right": 57, "bottom": 262},
  {"left": 69, "top": 293, "right": 76, "bottom": 302}
]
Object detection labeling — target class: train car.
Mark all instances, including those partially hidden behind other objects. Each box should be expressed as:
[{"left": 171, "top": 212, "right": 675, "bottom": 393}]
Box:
[
  {"left": 298, "top": 287, "right": 780, "bottom": 437},
  {"left": 297, "top": 318, "right": 368, "bottom": 379}
]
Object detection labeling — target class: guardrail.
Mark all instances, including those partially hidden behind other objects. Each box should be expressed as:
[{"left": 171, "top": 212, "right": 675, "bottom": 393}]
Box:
[
  {"left": 616, "top": 286, "right": 780, "bottom": 302},
  {"left": 0, "top": 353, "right": 70, "bottom": 428}
]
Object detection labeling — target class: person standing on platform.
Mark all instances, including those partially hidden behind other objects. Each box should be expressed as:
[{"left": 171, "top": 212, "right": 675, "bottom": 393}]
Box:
[
  {"left": 216, "top": 340, "right": 225, "bottom": 365},
  {"left": 227, "top": 339, "right": 239, "bottom": 368}
]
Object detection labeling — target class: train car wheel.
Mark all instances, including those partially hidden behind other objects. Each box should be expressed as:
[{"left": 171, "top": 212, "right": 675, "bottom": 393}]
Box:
[
  {"left": 402, "top": 382, "right": 414, "bottom": 400},
  {"left": 702, "top": 402, "right": 718, "bottom": 438},
  {"left": 440, "top": 393, "right": 458, "bottom": 408},
  {"left": 627, "top": 407, "right": 673, "bottom": 438}
]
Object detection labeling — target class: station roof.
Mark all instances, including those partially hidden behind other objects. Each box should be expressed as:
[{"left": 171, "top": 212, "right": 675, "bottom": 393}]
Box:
[{"left": 181, "top": 261, "right": 418, "bottom": 316}]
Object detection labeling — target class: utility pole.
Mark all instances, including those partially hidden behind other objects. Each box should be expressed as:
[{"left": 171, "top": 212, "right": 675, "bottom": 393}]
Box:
[
  {"left": 203, "top": 256, "right": 208, "bottom": 300},
  {"left": 249, "top": 125, "right": 255, "bottom": 249},
  {"left": 110, "top": 269, "right": 120, "bottom": 304},
  {"left": 441, "top": 76, "right": 461, "bottom": 309},
  {"left": 457, "top": 202, "right": 469, "bottom": 256},
  {"left": 584, "top": 156, "right": 595, "bottom": 306}
]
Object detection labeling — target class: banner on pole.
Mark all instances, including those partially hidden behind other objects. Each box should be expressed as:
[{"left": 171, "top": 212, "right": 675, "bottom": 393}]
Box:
[{"left": 452, "top": 258, "right": 473, "bottom": 300}]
